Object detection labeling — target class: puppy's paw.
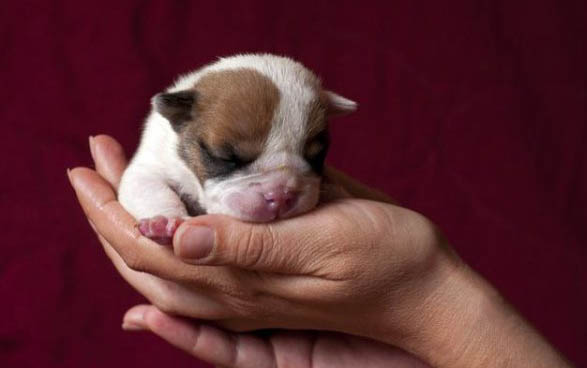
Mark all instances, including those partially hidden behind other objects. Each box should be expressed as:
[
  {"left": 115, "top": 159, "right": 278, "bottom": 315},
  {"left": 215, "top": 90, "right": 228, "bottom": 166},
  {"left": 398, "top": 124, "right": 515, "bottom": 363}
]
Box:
[{"left": 138, "top": 216, "right": 185, "bottom": 246}]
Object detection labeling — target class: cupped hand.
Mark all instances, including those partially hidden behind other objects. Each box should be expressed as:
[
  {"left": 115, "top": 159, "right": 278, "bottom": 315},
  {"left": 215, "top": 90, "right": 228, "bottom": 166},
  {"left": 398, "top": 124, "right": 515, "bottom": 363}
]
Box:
[{"left": 69, "top": 135, "right": 457, "bottom": 365}]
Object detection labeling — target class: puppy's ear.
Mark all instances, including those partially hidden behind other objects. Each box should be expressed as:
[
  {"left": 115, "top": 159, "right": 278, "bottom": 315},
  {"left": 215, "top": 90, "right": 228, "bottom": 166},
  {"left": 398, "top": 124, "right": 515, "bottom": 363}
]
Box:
[
  {"left": 152, "top": 90, "right": 196, "bottom": 131},
  {"left": 322, "top": 90, "right": 357, "bottom": 117}
]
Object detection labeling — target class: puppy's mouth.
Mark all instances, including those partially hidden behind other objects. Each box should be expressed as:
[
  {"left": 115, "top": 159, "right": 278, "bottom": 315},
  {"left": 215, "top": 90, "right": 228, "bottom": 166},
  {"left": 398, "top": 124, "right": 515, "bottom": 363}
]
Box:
[
  {"left": 200, "top": 167, "right": 322, "bottom": 222},
  {"left": 225, "top": 180, "right": 321, "bottom": 222},
  {"left": 226, "top": 190, "right": 300, "bottom": 222}
]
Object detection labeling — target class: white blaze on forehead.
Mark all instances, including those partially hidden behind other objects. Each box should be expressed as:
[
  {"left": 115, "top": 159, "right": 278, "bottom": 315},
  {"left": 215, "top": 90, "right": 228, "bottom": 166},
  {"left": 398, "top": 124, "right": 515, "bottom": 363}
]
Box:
[
  {"left": 172, "top": 54, "right": 321, "bottom": 172},
  {"left": 253, "top": 150, "right": 309, "bottom": 173},
  {"left": 263, "top": 72, "right": 317, "bottom": 160}
]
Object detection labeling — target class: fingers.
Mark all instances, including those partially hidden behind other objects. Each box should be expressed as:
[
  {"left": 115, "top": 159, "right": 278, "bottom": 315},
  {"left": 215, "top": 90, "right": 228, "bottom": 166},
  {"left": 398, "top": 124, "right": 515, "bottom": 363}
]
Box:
[
  {"left": 96, "top": 230, "right": 233, "bottom": 319},
  {"left": 69, "top": 167, "right": 143, "bottom": 261},
  {"left": 89, "top": 134, "right": 128, "bottom": 190},
  {"left": 122, "top": 304, "right": 152, "bottom": 330},
  {"left": 124, "top": 305, "right": 276, "bottom": 368},
  {"left": 323, "top": 166, "right": 396, "bottom": 204},
  {"left": 68, "top": 167, "right": 232, "bottom": 286}
]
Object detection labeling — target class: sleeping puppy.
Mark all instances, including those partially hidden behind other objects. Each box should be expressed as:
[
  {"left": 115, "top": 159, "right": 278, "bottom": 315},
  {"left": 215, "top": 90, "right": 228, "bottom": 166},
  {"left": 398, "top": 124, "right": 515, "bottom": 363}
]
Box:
[{"left": 118, "top": 53, "right": 357, "bottom": 243}]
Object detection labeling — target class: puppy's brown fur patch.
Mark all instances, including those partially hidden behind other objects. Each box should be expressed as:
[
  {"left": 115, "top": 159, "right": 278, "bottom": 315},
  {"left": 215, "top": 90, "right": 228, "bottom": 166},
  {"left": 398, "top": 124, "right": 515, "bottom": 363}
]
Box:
[{"left": 179, "top": 68, "right": 280, "bottom": 180}]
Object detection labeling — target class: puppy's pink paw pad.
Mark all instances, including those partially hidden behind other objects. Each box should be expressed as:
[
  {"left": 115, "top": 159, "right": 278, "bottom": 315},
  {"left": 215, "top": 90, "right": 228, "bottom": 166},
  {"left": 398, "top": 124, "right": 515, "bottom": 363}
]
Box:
[{"left": 138, "top": 216, "right": 184, "bottom": 245}]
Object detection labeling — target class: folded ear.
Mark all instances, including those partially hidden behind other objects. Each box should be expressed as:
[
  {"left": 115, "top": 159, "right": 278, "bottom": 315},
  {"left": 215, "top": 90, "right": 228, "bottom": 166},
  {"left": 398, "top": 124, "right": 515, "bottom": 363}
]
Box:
[
  {"left": 152, "top": 90, "right": 196, "bottom": 131},
  {"left": 322, "top": 90, "right": 357, "bottom": 117}
]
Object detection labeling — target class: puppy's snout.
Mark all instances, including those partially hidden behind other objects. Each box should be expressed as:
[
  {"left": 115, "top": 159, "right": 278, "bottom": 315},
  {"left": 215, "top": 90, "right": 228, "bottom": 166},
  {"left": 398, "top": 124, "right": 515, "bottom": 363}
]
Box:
[
  {"left": 225, "top": 171, "right": 319, "bottom": 222},
  {"left": 263, "top": 187, "right": 299, "bottom": 215}
]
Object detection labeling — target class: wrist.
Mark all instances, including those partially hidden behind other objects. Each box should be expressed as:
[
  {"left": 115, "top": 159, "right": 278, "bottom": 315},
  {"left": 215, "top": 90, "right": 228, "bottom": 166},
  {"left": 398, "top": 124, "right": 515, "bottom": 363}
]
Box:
[
  {"left": 403, "top": 260, "right": 503, "bottom": 367},
  {"left": 373, "top": 245, "right": 481, "bottom": 365},
  {"left": 379, "top": 249, "right": 571, "bottom": 368}
]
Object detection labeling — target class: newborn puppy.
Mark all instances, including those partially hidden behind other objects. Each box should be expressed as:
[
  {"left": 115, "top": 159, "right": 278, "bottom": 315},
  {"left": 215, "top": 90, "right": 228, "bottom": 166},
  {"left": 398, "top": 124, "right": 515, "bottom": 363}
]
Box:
[{"left": 118, "top": 54, "right": 356, "bottom": 243}]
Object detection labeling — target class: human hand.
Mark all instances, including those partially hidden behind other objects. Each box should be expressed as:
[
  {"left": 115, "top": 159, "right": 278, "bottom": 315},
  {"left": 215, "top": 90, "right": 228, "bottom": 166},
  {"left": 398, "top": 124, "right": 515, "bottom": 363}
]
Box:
[
  {"left": 69, "top": 135, "right": 571, "bottom": 368},
  {"left": 70, "top": 134, "right": 458, "bottom": 352},
  {"left": 71, "top": 135, "right": 431, "bottom": 367}
]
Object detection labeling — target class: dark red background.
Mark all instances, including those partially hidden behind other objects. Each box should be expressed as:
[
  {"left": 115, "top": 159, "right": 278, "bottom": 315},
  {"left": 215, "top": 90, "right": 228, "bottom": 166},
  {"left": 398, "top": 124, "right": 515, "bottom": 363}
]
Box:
[{"left": 1, "top": 0, "right": 585, "bottom": 366}]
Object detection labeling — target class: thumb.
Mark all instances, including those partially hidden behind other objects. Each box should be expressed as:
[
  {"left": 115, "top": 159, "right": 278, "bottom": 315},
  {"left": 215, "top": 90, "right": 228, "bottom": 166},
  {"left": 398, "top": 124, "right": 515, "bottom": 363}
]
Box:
[{"left": 172, "top": 210, "right": 345, "bottom": 274}]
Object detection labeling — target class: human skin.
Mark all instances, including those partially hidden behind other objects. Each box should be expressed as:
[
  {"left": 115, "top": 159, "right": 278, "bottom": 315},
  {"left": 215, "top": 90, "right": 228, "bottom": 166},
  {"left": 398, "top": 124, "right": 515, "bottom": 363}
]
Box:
[{"left": 69, "top": 135, "right": 572, "bottom": 368}]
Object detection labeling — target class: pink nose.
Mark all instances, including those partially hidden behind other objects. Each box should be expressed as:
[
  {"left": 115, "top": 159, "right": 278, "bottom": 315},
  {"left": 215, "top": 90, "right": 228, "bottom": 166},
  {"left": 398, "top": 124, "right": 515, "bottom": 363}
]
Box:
[{"left": 263, "top": 188, "right": 298, "bottom": 215}]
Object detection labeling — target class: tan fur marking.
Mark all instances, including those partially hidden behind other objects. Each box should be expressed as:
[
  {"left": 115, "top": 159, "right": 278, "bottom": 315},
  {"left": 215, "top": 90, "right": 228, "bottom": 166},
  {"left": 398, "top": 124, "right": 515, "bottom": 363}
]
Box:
[
  {"left": 178, "top": 68, "right": 280, "bottom": 180},
  {"left": 196, "top": 69, "right": 279, "bottom": 145}
]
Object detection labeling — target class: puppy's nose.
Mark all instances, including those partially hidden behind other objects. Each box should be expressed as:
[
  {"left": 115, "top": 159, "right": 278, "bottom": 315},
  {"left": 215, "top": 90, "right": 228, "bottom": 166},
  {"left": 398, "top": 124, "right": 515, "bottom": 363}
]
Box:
[{"left": 263, "top": 188, "right": 298, "bottom": 215}]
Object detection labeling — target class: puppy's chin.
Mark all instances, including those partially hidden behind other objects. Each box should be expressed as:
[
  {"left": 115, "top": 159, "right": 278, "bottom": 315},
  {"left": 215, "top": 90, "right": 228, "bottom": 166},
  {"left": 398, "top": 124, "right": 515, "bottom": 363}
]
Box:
[{"left": 202, "top": 176, "right": 322, "bottom": 222}]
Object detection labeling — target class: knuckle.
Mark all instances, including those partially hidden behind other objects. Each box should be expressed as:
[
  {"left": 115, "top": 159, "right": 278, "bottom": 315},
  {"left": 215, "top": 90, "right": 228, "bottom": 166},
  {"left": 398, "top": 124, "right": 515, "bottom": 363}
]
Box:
[
  {"left": 233, "top": 225, "right": 273, "bottom": 268},
  {"left": 150, "top": 285, "right": 178, "bottom": 315},
  {"left": 216, "top": 281, "right": 268, "bottom": 319},
  {"left": 223, "top": 293, "right": 264, "bottom": 320},
  {"left": 153, "top": 298, "right": 176, "bottom": 315},
  {"left": 122, "top": 251, "right": 148, "bottom": 272}
]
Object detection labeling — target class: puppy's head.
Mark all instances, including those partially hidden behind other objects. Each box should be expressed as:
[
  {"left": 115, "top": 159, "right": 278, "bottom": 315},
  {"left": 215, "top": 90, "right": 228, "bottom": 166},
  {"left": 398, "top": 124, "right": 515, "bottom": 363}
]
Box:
[{"left": 154, "top": 54, "right": 356, "bottom": 222}]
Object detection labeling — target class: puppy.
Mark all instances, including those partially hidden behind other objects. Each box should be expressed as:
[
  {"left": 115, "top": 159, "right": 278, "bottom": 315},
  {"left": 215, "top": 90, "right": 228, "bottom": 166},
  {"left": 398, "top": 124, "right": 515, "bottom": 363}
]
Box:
[{"left": 118, "top": 54, "right": 357, "bottom": 243}]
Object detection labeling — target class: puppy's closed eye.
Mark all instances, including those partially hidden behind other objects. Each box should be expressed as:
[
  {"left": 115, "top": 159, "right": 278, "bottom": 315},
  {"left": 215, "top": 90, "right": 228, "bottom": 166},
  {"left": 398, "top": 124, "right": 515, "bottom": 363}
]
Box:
[
  {"left": 306, "top": 140, "right": 325, "bottom": 158},
  {"left": 304, "top": 130, "right": 330, "bottom": 173},
  {"left": 198, "top": 140, "right": 254, "bottom": 177}
]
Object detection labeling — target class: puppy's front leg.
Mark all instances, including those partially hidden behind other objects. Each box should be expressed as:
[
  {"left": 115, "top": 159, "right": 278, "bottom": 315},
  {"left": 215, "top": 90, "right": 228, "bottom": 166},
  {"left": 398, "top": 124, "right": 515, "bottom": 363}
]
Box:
[{"left": 119, "top": 168, "right": 188, "bottom": 245}]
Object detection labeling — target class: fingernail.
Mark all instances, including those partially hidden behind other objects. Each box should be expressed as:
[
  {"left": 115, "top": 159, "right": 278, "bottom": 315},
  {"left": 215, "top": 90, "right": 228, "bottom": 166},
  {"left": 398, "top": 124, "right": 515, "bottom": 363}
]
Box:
[
  {"left": 178, "top": 226, "right": 215, "bottom": 260},
  {"left": 122, "top": 321, "right": 145, "bottom": 331},
  {"left": 89, "top": 136, "right": 96, "bottom": 162},
  {"left": 122, "top": 308, "right": 147, "bottom": 331}
]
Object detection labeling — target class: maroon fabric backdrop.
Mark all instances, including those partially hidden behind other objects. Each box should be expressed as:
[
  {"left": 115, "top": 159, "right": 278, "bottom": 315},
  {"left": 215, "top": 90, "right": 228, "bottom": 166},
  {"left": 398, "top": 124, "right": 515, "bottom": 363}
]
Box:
[{"left": 1, "top": 0, "right": 585, "bottom": 366}]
